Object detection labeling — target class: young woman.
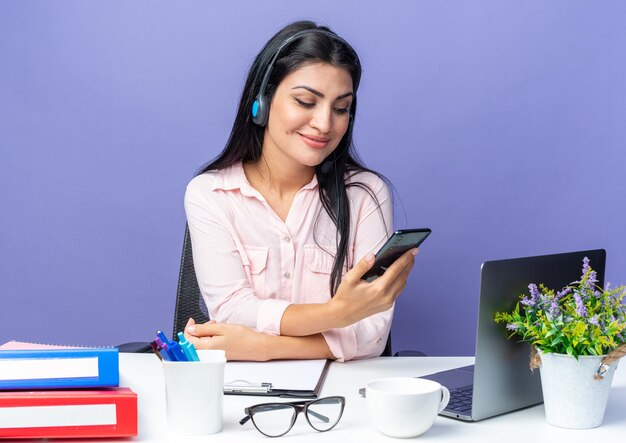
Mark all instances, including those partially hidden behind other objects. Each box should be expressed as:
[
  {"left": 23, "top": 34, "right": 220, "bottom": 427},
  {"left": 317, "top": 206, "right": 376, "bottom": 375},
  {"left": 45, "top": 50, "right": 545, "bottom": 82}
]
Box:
[{"left": 183, "top": 21, "right": 417, "bottom": 362}]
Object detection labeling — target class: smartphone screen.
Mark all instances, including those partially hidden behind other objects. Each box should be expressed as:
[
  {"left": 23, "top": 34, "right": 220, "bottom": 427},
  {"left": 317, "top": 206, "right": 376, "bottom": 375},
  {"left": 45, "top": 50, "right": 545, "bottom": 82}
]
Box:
[{"left": 361, "top": 228, "right": 431, "bottom": 282}]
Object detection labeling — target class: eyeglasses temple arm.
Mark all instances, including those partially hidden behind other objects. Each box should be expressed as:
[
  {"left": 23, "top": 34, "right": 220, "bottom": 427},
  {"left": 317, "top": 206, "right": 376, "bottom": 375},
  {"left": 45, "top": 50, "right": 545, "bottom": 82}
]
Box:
[
  {"left": 306, "top": 409, "right": 330, "bottom": 423},
  {"left": 239, "top": 415, "right": 252, "bottom": 425}
]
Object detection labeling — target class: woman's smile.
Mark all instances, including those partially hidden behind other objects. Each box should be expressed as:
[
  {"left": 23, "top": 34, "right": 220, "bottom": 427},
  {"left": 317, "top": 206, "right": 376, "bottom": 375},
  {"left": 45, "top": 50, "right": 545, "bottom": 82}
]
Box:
[{"left": 299, "top": 133, "right": 331, "bottom": 149}]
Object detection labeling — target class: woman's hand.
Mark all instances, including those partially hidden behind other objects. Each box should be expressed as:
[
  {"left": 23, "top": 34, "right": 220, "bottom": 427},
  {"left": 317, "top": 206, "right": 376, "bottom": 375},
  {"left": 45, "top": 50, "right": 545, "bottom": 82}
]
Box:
[
  {"left": 184, "top": 318, "right": 269, "bottom": 361},
  {"left": 279, "top": 248, "right": 418, "bottom": 336},
  {"left": 328, "top": 248, "right": 418, "bottom": 328},
  {"left": 184, "top": 318, "right": 335, "bottom": 361}
]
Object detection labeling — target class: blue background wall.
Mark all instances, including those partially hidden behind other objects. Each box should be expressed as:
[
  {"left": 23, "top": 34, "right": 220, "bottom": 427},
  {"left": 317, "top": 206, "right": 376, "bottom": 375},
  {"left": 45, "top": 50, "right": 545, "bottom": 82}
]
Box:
[{"left": 1, "top": 1, "right": 625, "bottom": 355}]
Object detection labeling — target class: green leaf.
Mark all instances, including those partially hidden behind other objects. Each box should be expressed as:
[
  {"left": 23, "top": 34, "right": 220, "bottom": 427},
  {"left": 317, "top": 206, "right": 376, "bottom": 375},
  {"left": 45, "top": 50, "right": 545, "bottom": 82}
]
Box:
[{"left": 595, "top": 343, "right": 603, "bottom": 355}]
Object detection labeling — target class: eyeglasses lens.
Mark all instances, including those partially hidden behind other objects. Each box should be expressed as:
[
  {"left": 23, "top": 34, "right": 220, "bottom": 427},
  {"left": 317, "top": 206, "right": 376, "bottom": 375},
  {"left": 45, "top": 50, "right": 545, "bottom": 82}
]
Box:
[
  {"left": 306, "top": 397, "right": 344, "bottom": 432},
  {"left": 250, "top": 403, "right": 297, "bottom": 437}
]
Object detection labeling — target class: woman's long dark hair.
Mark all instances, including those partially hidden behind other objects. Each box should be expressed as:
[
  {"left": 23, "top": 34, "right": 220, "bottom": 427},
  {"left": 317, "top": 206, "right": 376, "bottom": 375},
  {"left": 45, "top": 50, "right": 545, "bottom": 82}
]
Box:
[{"left": 198, "top": 21, "right": 387, "bottom": 296}]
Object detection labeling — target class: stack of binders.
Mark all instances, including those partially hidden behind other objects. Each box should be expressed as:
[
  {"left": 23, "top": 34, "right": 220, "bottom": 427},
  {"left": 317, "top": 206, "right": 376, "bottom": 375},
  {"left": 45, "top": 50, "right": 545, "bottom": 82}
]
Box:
[{"left": 0, "top": 341, "right": 138, "bottom": 439}]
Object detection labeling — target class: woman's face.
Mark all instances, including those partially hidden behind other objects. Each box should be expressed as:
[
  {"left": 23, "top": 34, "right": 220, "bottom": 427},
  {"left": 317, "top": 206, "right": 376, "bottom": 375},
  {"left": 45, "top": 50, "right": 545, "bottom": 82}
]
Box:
[{"left": 262, "top": 62, "right": 353, "bottom": 172}]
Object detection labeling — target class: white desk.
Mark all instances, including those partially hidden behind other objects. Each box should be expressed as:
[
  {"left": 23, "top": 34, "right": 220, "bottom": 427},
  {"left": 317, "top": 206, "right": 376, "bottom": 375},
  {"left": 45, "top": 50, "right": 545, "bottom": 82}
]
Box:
[{"left": 89, "top": 354, "right": 626, "bottom": 441}]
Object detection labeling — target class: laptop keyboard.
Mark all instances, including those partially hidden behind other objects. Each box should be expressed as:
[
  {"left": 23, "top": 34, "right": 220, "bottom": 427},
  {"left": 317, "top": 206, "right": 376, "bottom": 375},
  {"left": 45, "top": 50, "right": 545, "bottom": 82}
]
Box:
[{"left": 445, "top": 385, "right": 473, "bottom": 414}]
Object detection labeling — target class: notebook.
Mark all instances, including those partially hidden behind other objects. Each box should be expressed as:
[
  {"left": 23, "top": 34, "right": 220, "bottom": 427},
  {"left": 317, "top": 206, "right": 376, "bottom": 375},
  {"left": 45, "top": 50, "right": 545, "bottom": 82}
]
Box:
[{"left": 420, "top": 249, "right": 606, "bottom": 421}]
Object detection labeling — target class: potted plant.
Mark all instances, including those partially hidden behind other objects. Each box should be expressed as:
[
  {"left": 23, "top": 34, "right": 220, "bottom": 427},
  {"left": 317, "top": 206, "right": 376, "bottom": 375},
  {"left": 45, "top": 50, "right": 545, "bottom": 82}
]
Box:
[{"left": 495, "top": 257, "right": 626, "bottom": 429}]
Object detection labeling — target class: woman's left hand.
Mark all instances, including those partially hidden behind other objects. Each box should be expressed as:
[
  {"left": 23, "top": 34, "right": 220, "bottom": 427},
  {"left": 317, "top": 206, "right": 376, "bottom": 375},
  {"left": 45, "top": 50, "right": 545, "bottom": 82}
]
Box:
[{"left": 184, "top": 318, "right": 269, "bottom": 361}]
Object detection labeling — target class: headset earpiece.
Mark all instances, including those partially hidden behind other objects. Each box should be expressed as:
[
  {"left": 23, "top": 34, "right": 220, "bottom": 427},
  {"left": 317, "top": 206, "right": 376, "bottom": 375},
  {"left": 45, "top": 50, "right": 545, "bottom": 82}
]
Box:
[{"left": 251, "top": 95, "right": 268, "bottom": 126}]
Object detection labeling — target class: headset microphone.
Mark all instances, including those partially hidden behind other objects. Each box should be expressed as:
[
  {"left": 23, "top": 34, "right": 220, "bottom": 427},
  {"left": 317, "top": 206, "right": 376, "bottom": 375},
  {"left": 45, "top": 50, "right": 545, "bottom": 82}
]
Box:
[{"left": 320, "top": 160, "right": 334, "bottom": 174}]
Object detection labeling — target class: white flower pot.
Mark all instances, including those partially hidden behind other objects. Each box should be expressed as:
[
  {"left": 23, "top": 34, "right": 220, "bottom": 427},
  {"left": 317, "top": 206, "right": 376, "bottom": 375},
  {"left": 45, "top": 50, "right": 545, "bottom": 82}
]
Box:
[{"left": 538, "top": 350, "right": 618, "bottom": 429}]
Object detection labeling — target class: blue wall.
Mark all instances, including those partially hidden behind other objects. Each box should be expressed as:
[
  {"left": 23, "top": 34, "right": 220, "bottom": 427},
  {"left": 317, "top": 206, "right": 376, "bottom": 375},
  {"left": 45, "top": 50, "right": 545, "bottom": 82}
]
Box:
[{"left": 1, "top": 1, "right": 625, "bottom": 355}]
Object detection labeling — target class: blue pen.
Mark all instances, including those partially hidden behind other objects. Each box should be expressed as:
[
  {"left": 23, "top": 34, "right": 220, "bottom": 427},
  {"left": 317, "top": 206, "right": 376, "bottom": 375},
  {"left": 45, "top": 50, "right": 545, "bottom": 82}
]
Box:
[
  {"left": 155, "top": 331, "right": 176, "bottom": 361},
  {"left": 177, "top": 332, "right": 200, "bottom": 361},
  {"left": 156, "top": 330, "right": 170, "bottom": 347},
  {"left": 157, "top": 344, "right": 172, "bottom": 361},
  {"left": 167, "top": 340, "right": 188, "bottom": 362}
]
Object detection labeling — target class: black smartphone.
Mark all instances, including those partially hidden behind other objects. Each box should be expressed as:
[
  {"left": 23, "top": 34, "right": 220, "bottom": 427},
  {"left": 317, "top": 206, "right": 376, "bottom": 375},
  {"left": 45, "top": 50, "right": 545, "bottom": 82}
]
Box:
[{"left": 361, "top": 228, "right": 431, "bottom": 282}]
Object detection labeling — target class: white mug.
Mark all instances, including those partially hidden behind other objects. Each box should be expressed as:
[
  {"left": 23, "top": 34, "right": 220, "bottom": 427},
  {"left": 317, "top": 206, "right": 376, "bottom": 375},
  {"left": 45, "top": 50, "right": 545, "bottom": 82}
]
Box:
[
  {"left": 162, "top": 349, "right": 226, "bottom": 435},
  {"left": 366, "top": 377, "right": 450, "bottom": 438}
]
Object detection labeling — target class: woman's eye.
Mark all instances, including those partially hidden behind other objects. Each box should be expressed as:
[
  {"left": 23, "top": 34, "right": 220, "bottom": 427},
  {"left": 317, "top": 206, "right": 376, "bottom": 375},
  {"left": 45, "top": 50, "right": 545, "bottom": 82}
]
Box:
[
  {"left": 334, "top": 107, "right": 350, "bottom": 115},
  {"left": 294, "top": 98, "right": 315, "bottom": 108}
]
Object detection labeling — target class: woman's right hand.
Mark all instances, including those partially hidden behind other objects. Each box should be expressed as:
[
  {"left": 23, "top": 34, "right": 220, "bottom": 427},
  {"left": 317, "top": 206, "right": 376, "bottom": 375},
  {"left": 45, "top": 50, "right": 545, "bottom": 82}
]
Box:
[{"left": 328, "top": 248, "right": 418, "bottom": 328}]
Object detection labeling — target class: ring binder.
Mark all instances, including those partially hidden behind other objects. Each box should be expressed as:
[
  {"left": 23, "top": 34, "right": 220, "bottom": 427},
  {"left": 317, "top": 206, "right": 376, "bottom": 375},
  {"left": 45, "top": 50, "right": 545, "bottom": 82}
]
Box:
[{"left": 0, "top": 341, "right": 119, "bottom": 390}]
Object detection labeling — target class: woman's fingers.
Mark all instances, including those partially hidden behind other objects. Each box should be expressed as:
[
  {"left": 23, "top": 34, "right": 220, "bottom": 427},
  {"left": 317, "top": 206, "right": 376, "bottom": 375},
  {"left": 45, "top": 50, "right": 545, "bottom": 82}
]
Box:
[
  {"left": 368, "top": 249, "right": 416, "bottom": 308},
  {"left": 374, "top": 248, "right": 417, "bottom": 286},
  {"left": 185, "top": 333, "right": 226, "bottom": 352},
  {"left": 185, "top": 320, "right": 222, "bottom": 337},
  {"left": 385, "top": 266, "right": 412, "bottom": 301},
  {"left": 183, "top": 323, "right": 264, "bottom": 360},
  {"left": 184, "top": 321, "right": 227, "bottom": 350},
  {"left": 344, "top": 252, "right": 376, "bottom": 284},
  {"left": 331, "top": 248, "right": 419, "bottom": 325}
]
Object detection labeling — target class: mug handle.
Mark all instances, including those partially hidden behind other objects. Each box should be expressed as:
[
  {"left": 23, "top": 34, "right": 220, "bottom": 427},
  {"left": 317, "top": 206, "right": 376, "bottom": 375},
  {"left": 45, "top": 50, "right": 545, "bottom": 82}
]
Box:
[{"left": 438, "top": 386, "right": 450, "bottom": 413}]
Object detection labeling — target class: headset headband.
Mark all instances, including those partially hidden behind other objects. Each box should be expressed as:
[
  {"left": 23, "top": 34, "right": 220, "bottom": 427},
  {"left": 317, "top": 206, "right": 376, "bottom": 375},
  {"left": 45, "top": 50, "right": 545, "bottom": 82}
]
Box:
[{"left": 251, "top": 28, "right": 352, "bottom": 127}]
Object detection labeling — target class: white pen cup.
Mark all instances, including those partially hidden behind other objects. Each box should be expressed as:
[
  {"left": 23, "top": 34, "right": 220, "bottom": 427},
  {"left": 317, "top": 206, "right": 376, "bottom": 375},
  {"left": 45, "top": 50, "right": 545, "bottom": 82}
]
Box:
[
  {"left": 366, "top": 377, "right": 450, "bottom": 438},
  {"left": 162, "top": 349, "right": 226, "bottom": 436}
]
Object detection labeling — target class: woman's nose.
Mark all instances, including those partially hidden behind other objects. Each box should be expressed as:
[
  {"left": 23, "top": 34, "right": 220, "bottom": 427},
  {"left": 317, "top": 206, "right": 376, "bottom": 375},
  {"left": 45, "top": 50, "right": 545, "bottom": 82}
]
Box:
[{"left": 310, "top": 107, "right": 332, "bottom": 134}]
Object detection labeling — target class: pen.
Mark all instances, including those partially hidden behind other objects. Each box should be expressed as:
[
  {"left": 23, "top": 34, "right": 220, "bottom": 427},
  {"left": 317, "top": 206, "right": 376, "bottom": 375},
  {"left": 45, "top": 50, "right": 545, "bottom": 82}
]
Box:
[
  {"left": 155, "top": 331, "right": 177, "bottom": 361},
  {"left": 177, "top": 332, "right": 200, "bottom": 361},
  {"left": 155, "top": 330, "right": 187, "bottom": 361},
  {"left": 167, "top": 339, "right": 188, "bottom": 362},
  {"left": 156, "top": 330, "right": 170, "bottom": 347},
  {"left": 150, "top": 340, "right": 171, "bottom": 361}
]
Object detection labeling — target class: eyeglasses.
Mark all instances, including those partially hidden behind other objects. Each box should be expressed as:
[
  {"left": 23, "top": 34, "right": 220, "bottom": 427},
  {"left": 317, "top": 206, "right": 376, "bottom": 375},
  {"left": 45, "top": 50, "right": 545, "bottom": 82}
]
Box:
[{"left": 239, "top": 396, "right": 345, "bottom": 437}]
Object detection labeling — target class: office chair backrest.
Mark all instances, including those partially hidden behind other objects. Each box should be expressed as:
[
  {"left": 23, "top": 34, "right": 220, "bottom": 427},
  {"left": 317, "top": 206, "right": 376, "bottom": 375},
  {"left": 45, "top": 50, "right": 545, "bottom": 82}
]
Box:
[
  {"left": 172, "top": 225, "right": 210, "bottom": 338},
  {"left": 172, "top": 224, "right": 392, "bottom": 356}
]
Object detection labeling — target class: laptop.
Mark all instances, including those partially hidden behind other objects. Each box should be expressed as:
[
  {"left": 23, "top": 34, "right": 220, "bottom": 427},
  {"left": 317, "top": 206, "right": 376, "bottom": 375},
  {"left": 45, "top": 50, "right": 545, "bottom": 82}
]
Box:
[{"left": 420, "top": 249, "right": 606, "bottom": 421}]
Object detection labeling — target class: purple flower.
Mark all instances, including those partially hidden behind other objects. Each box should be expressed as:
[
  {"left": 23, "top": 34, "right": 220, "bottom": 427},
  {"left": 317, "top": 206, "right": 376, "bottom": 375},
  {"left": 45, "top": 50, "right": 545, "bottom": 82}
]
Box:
[
  {"left": 557, "top": 287, "right": 572, "bottom": 299},
  {"left": 548, "top": 299, "right": 560, "bottom": 319},
  {"left": 506, "top": 324, "right": 518, "bottom": 331},
  {"left": 581, "top": 257, "right": 598, "bottom": 289},
  {"left": 574, "top": 291, "right": 587, "bottom": 317},
  {"left": 522, "top": 284, "right": 540, "bottom": 307},
  {"left": 589, "top": 315, "right": 599, "bottom": 326},
  {"left": 582, "top": 257, "right": 591, "bottom": 277}
]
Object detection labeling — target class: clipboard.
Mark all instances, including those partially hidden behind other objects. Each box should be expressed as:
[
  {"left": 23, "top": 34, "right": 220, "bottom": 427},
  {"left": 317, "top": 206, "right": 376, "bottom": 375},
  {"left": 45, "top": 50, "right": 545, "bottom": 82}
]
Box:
[{"left": 223, "top": 359, "right": 330, "bottom": 398}]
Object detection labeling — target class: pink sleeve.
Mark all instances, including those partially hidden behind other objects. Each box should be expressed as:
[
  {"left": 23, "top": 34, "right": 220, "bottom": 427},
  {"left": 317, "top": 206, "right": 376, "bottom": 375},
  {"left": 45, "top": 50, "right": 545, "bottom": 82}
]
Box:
[
  {"left": 184, "top": 176, "right": 290, "bottom": 335},
  {"left": 323, "top": 175, "right": 395, "bottom": 362},
  {"left": 322, "top": 308, "right": 394, "bottom": 362}
]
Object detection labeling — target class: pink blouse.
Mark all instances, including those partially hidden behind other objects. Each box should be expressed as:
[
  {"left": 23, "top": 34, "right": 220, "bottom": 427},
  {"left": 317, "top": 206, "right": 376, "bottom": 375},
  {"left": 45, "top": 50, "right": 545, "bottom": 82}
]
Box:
[{"left": 184, "top": 162, "right": 394, "bottom": 361}]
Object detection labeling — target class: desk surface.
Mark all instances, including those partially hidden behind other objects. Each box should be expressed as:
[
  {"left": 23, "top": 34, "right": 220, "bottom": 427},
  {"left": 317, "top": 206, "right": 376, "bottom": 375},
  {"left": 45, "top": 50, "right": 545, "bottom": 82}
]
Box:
[{"left": 29, "top": 354, "right": 626, "bottom": 442}]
